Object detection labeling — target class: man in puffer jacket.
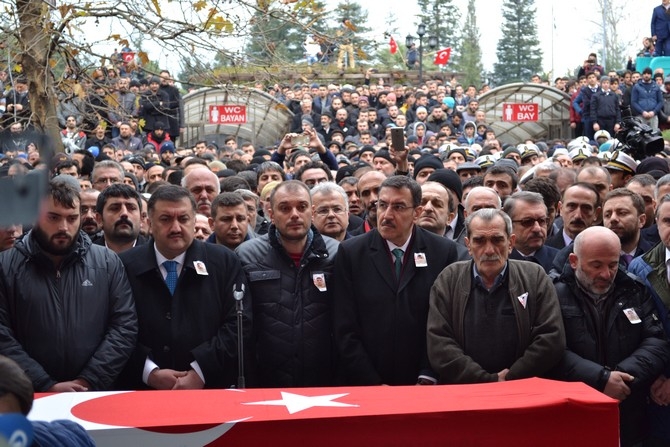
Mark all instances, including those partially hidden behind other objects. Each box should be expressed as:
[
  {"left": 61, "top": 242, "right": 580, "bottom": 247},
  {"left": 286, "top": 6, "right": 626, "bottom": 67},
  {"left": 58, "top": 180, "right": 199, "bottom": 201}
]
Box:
[
  {"left": 0, "top": 179, "right": 137, "bottom": 392},
  {"left": 631, "top": 67, "right": 663, "bottom": 130},
  {"left": 236, "top": 180, "right": 339, "bottom": 388}
]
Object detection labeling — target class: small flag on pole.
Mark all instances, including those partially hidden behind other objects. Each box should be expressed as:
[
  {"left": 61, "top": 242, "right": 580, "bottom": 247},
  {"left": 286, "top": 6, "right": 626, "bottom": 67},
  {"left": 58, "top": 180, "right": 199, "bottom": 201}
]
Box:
[
  {"left": 389, "top": 36, "right": 398, "bottom": 54},
  {"left": 433, "top": 47, "right": 451, "bottom": 65}
]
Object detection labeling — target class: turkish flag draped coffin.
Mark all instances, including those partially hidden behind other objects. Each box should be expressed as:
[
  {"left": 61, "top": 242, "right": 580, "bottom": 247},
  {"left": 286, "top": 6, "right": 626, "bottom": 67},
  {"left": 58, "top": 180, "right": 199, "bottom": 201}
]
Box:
[{"left": 32, "top": 378, "right": 619, "bottom": 447}]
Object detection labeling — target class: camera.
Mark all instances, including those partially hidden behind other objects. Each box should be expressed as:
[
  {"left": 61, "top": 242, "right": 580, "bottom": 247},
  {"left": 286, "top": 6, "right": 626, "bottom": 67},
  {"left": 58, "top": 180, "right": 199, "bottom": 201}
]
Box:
[{"left": 614, "top": 116, "right": 664, "bottom": 160}]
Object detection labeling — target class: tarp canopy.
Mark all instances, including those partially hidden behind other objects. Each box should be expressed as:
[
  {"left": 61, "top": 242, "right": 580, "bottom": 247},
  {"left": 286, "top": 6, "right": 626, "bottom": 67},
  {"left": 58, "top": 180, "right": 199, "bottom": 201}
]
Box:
[
  {"left": 182, "top": 86, "right": 293, "bottom": 149},
  {"left": 478, "top": 83, "right": 572, "bottom": 145}
]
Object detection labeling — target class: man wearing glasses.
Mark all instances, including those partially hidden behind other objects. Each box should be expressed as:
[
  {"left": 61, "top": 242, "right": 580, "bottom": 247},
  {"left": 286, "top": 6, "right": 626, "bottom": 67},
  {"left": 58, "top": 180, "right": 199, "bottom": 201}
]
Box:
[
  {"left": 91, "top": 160, "right": 124, "bottom": 192},
  {"left": 504, "top": 191, "right": 558, "bottom": 273},
  {"left": 333, "top": 175, "right": 462, "bottom": 386},
  {"left": 311, "top": 183, "right": 350, "bottom": 242}
]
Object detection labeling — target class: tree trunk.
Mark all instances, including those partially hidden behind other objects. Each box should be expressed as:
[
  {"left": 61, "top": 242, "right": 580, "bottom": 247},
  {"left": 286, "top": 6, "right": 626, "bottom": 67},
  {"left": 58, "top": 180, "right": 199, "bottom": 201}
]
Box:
[{"left": 16, "top": 0, "right": 63, "bottom": 155}]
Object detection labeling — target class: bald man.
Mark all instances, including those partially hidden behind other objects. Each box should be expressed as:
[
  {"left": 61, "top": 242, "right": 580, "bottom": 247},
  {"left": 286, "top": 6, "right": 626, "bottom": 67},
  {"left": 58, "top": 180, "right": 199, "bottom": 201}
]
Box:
[{"left": 552, "top": 226, "right": 670, "bottom": 447}]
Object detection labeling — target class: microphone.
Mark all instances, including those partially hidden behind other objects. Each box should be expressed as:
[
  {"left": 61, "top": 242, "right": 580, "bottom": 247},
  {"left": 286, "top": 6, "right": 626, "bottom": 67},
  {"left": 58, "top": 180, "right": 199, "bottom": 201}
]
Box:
[
  {"left": 233, "top": 283, "right": 245, "bottom": 302},
  {"left": 0, "top": 413, "right": 34, "bottom": 447}
]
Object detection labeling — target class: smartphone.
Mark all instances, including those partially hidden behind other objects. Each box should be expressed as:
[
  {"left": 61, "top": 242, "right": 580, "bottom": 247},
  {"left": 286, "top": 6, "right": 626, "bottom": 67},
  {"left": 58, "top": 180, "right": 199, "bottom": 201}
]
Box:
[
  {"left": 291, "top": 135, "right": 309, "bottom": 147},
  {"left": 390, "top": 127, "right": 406, "bottom": 152}
]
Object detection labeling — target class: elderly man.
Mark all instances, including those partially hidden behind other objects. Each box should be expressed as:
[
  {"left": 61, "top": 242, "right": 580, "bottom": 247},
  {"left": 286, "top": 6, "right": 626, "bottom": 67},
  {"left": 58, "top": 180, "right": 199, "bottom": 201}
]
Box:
[
  {"left": 311, "top": 182, "right": 350, "bottom": 241},
  {"left": 504, "top": 191, "right": 558, "bottom": 273},
  {"left": 427, "top": 208, "right": 565, "bottom": 384},
  {"left": 182, "top": 167, "right": 220, "bottom": 217},
  {"left": 417, "top": 181, "right": 454, "bottom": 236},
  {"left": 333, "top": 176, "right": 462, "bottom": 385},
  {"left": 553, "top": 226, "right": 670, "bottom": 447}
]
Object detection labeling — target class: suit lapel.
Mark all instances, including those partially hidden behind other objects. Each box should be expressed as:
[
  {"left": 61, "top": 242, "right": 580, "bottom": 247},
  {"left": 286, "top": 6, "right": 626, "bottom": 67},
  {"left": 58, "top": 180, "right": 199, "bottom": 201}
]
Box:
[{"left": 369, "top": 231, "right": 397, "bottom": 291}]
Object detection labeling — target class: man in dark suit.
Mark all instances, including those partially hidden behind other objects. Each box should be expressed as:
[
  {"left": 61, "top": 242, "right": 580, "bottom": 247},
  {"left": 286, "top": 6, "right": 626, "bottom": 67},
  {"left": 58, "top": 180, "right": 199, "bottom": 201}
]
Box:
[
  {"left": 333, "top": 175, "right": 462, "bottom": 386},
  {"left": 504, "top": 191, "right": 559, "bottom": 273},
  {"left": 118, "top": 185, "right": 251, "bottom": 390},
  {"left": 546, "top": 182, "right": 601, "bottom": 250}
]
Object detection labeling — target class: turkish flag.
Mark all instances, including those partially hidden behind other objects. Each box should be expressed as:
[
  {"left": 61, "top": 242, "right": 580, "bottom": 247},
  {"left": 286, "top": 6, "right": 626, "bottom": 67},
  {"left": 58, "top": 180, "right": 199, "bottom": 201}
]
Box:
[
  {"left": 122, "top": 52, "right": 135, "bottom": 63},
  {"left": 389, "top": 36, "right": 397, "bottom": 54},
  {"left": 433, "top": 47, "right": 451, "bottom": 65}
]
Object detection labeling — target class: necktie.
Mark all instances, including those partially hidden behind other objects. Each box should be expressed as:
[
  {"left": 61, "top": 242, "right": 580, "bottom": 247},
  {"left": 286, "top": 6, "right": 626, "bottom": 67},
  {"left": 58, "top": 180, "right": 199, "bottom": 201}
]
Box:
[
  {"left": 163, "top": 260, "right": 178, "bottom": 295},
  {"left": 621, "top": 254, "right": 633, "bottom": 268},
  {"left": 666, "top": 259, "right": 670, "bottom": 285},
  {"left": 392, "top": 248, "right": 404, "bottom": 278}
]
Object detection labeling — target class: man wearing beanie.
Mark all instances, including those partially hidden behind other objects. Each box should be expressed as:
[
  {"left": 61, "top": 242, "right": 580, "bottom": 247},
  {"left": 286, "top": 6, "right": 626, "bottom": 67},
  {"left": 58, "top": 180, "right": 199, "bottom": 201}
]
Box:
[
  {"left": 413, "top": 155, "right": 443, "bottom": 184},
  {"left": 426, "top": 169, "right": 465, "bottom": 241}
]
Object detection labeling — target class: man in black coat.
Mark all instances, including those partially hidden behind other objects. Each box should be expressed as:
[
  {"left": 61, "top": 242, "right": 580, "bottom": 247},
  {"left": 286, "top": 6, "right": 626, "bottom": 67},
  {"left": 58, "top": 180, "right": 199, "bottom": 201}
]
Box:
[
  {"left": 552, "top": 226, "right": 670, "bottom": 447},
  {"left": 159, "top": 71, "right": 184, "bottom": 143},
  {"left": 333, "top": 175, "right": 462, "bottom": 386},
  {"left": 118, "top": 185, "right": 251, "bottom": 390}
]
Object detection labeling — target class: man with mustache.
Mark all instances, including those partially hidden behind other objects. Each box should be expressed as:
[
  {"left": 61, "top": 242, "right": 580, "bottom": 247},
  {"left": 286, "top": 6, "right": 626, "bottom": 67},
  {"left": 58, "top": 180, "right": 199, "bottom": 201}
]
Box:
[
  {"left": 93, "top": 183, "right": 147, "bottom": 254},
  {"left": 0, "top": 224, "right": 22, "bottom": 252},
  {"left": 79, "top": 189, "right": 101, "bottom": 238},
  {"left": 505, "top": 191, "right": 558, "bottom": 273},
  {"left": 117, "top": 185, "right": 250, "bottom": 390},
  {"left": 182, "top": 167, "right": 219, "bottom": 218},
  {"left": 350, "top": 170, "right": 386, "bottom": 235},
  {"left": 0, "top": 179, "right": 137, "bottom": 392},
  {"left": 333, "top": 176, "right": 462, "bottom": 385},
  {"left": 553, "top": 226, "right": 670, "bottom": 446},
  {"left": 546, "top": 182, "right": 601, "bottom": 250},
  {"left": 427, "top": 208, "right": 565, "bottom": 384}
]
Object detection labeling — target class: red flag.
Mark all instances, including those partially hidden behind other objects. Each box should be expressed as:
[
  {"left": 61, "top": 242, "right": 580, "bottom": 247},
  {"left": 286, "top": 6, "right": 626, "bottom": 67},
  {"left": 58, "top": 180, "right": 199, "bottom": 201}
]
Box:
[
  {"left": 389, "top": 36, "right": 398, "bottom": 54},
  {"left": 433, "top": 47, "right": 451, "bottom": 65}
]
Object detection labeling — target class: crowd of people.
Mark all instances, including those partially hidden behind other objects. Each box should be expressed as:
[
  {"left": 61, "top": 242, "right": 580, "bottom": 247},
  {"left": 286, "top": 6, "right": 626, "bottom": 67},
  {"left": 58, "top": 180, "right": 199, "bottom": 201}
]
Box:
[{"left": 3, "top": 52, "right": 670, "bottom": 446}]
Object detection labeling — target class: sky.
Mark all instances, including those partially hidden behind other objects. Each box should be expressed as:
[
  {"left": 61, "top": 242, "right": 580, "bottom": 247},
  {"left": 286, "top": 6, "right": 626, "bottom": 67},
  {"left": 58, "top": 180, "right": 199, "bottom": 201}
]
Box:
[
  {"left": 83, "top": 0, "right": 662, "bottom": 80},
  {"left": 362, "top": 0, "right": 661, "bottom": 77}
]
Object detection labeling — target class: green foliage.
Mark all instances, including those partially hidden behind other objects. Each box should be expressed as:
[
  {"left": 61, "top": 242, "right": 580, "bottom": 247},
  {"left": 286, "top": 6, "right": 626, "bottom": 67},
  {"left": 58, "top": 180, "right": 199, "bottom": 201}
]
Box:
[
  {"left": 415, "top": 0, "right": 462, "bottom": 67},
  {"left": 245, "top": 0, "right": 330, "bottom": 66},
  {"left": 492, "top": 0, "right": 543, "bottom": 85},
  {"left": 458, "top": 0, "right": 483, "bottom": 88},
  {"left": 332, "top": 0, "right": 373, "bottom": 62}
]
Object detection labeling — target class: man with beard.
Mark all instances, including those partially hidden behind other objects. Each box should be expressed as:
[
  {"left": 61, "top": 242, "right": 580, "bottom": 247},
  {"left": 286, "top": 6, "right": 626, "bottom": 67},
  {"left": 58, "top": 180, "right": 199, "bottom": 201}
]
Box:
[
  {"left": 80, "top": 189, "right": 101, "bottom": 238},
  {"left": 159, "top": 71, "right": 184, "bottom": 143},
  {"left": 182, "top": 167, "right": 220, "bottom": 218},
  {"left": 142, "top": 121, "right": 171, "bottom": 152},
  {"left": 552, "top": 226, "right": 670, "bottom": 446},
  {"left": 111, "top": 122, "right": 142, "bottom": 152},
  {"left": 94, "top": 183, "right": 147, "bottom": 254},
  {"left": 602, "top": 188, "right": 653, "bottom": 269},
  {"left": 139, "top": 76, "right": 169, "bottom": 135},
  {"left": 0, "top": 179, "right": 137, "bottom": 392}
]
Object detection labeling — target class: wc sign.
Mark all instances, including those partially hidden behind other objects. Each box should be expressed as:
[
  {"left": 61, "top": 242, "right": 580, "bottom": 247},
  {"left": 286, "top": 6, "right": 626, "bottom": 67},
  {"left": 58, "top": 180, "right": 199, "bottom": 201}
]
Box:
[
  {"left": 502, "top": 103, "right": 539, "bottom": 122},
  {"left": 209, "top": 105, "right": 247, "bottom": 124}
]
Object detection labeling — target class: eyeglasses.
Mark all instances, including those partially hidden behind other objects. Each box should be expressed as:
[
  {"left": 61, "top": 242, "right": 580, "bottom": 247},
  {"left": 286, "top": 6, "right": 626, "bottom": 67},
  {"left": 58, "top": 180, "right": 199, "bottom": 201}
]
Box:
[
  {"left": 94, "top": 177, "right": 121, "bottom": 185},
  {"left": 513, "top": 217, "right": 548, "bottom": 228},
  {"left": 315, "top": 206, "right": 346, "bottom": 216},
  {"left": 377, "top": 201, "right": 413, "bottom": 213}
]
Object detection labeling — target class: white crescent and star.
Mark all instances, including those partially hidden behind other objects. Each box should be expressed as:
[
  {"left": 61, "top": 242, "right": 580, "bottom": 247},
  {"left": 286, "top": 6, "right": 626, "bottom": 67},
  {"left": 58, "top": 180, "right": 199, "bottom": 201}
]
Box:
[{"left": 30, "top": 390, "right": 359, "bottom": 445}]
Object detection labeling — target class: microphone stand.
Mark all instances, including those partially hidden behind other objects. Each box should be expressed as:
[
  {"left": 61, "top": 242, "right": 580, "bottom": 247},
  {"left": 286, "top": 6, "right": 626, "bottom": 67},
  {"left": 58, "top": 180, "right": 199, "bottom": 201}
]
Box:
[{"left": 233, "top": 284, "right": 245, "bottom": 389}]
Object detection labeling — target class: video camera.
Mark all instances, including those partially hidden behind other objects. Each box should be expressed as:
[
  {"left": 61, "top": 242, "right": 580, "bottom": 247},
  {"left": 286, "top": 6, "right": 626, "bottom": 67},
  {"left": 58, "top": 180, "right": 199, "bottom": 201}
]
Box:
[{"left": 614, "top": 116, "right": 664, "bottom": 160}]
